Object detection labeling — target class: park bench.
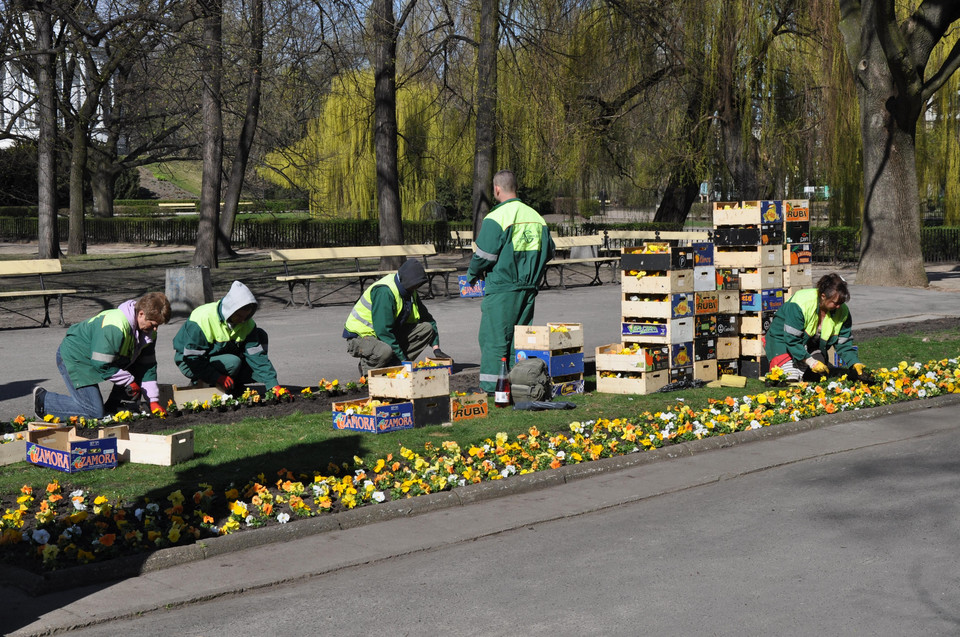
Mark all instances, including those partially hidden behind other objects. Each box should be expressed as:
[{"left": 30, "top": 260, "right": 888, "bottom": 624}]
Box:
[
  {"left": 602, "top": 229, "right": 713, "bottom": 251},
  {"left": 541, "top": 234, "right": 621, "bottom": 288},
  {"left": 270, "top": 244, "right": 458, "bottom": 308},
  {"left": 449, "top": 229, "right": 475, "bottom": 254},
  {"left": 158, "top": 202, "right": 197, "bottom": 214},
  {"left": 0, "top": 259, "right": 77, "bottom": 327}
]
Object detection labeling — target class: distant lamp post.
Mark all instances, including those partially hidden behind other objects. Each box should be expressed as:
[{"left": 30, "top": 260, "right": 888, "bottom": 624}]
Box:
[{"left": 599, "top": 189, "right": 607, "bottom": 217}]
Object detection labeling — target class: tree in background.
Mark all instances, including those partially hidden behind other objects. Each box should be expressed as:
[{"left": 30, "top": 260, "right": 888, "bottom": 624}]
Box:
[
  {"left": 193, "top": 0, "right": 224, "bottom": 268},
  {"left": 837, "top": 0, "right": 960, "bottom": 287},
  {"left": 471, "top": 0, "right": 498, "bottom": 238}
]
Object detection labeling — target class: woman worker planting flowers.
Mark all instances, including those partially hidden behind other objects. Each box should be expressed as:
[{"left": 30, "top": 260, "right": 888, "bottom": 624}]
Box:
[
  {"left": 33, "top": 292, "right": 172, "bottom": 420},
  {"left": 765, "top": 273, "right": 868, "bottom": 382}
]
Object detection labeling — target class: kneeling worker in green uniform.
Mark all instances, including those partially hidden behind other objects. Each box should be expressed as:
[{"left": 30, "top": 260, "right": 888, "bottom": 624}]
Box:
[
  {"left": 173, "top": 281, "right": 280, "bottom": 394},
  {"left": 343, "top": 260, "right": 449, "bottom": 374}
]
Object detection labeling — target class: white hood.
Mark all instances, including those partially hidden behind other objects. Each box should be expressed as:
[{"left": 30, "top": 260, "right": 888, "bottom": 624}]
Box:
[{"left": 221, "top": 281, "right": 258, "bottom": 321}]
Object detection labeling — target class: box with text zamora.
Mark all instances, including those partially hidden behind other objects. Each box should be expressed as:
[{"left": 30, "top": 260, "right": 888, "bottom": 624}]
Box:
[
  {"left": 332, "top": 399, "right": 415, "bottom": 434},
  {"left": 458, "top": 275, "right": 485, "bottom": 298},
  {"left": 26, "top": 428, "right": 118, "bottom": 473}
]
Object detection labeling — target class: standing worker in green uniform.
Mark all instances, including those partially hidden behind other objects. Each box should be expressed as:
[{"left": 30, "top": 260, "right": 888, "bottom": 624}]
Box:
[
  {"left": 173, "top": 281, "right": 280, "bottom": 394},
  {"left": 468, "top": 169, "right": 555, "bottom": 392},
  {"left": 765, "top": 272, "right": 866, "bottom": 381},
  {"left": 343, "top": 260, "right": 450, "bottom": 374},
  {"left": 33, "top": 292, "right": 172, "bottom": 420}
]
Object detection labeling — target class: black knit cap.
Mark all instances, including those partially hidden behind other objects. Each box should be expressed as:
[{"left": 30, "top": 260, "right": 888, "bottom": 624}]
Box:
[{"left": 397, "top": 259, "right": 428, "bottom": 291}]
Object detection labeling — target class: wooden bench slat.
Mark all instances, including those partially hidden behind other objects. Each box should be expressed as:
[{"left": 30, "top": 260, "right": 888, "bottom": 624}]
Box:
[
  {"left": 0, "top": 289, "right": 77, "bottom": 298},
  {"left": 271, "top": 244, "right": 436, "bottom": 262},
  {"left": 0, "top": 258, "right": 75, "bottom": 327},
  {"left": 0, "top": 259, "right": 63, "bottom": 275}
]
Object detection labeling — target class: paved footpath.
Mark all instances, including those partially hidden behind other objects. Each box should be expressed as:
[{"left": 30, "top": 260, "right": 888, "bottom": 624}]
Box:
[{"left": 1, "top": 259, "right": 958, "bottom": 419}]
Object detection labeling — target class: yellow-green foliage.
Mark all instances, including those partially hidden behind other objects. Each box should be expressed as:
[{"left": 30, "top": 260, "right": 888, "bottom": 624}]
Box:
[{"left": 262, "top": 72, "right": 473, "bottom": 219}]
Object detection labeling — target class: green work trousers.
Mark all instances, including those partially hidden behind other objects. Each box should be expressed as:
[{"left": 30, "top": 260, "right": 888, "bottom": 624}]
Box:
[
  {"left": 346, "top": 321, "right": 436, "bottom": 374},
  {"left": 478, "top": 289, "right": 538, "bottom": 392}
]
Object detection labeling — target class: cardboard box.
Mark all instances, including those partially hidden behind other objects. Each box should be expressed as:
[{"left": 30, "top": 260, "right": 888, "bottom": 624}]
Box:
[
  {"left": 173, "top": 384, "right": 220, "bottom": 405},
  {"left": 717, "top": 336, "right": 740, "bottom": 359},
  {"left": 783, "top": 264, "right": 813, "bottom": 288},
  {"left": 692, "top": 242, "right": 714, "bottom": 266},
  {"left": 670, "top": 342, "right": 694, "bottom": 367},
  {"left": 714, "top": 246, "right": 783, "bottom": 268},
  {"left": 740, "top": 311, "right": 775, "bottom": 335},
  {"left": 784, "top": 243, "right": 812, "bottom": 265},
  {"left": 26, "top": 428, "right": 118, "bottom": 473},
  {"left": 595, "top": 343, "right": 669, "bottom": 373},
  {"left": 740, "top": 356, "right": 770, "bottom": 378},
  {"left": 0, "top": 435, "right": 27, "bottom": 466},
  {"left": 621, "top": 317, "right": 694, "bottom": 344},
  {"left": 784, "top": 199, "right": 810, "bottom": 222},
  {"left": 621, "top": 245, "right": 694, "bottom": 271},
  {"left": 451, "top": 392, "right": 488, "bottom": 422},
  {"left": 413, "top": 396, "right": 451, "bottom": 428},
  {"left": 741, "top": 288, "right": 785, "bottom": 312},
  {"left": 332, "top": 399, "right": 415, "bottom": 434},
  {"left": 716, "top": 314, "right": 741, "bottom": 337},
  {"left": 423, "top": 357, "right": 454, "bottom": 375},
  {"left": 515, "top": 349, "right": 585, "bottom": 377},
  {"left": 716, "top": 268, "right": 740, "bottom": 290},
  {"left": 621, "top": 269, "right": 693, "bottom": 294},
  {"left": 458, "top": 275, "right": 485, "bottom": 298},
  {"left": 784, "top": 221, "right": 810, "bottom": 244},
  {"left": 367, "top": 365, "right": 450, "bottom": 399},
  {"left": 695, "top": 290, "right": 719, "bottom": 314},
  {"left": 552, "top": 374, "right": 585, "bottom": 398},
  {"left": 596, "top": 370, "right": 668, "bottom": 395},
  {"left": 98, "top": 425, "right": 194, "bottom": 466},
  {"left": 740, "top": 335, "right": 764, "bottom": 357},
  {"left": 693, "top": 359, "right": 718, "bottom": 382},
  {"left": 758, "top": 200, "right": 785, "bottom": 225},
  {"left": 694, "top": 337, "right": 717, "bottom": 361},
  {"left": 693, "top": 266, "right": 716, "bottom": 291},
  {"left": 714, "top": 226, "right": 784, "bottom": 247},
  {"left": 717, "top": 359, "right": 740, "bottom": 377},
  {"left": 622, "top": 292, "right": 694, "bottom": 319},
  {"left": 694, "top": 314, "right": 718, "bottom": 338},
  {"left": 718, "top": 291, "right": 740, "bottom": 313},
  {"left": 514, "top": 323, "right": 584, "bottom": 351},
  {"left": 669, "top": 367, "right": 693, "bottom": 383}
]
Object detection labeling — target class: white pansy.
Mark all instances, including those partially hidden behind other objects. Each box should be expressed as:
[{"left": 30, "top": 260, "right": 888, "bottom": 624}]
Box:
[
  {"left": 32, "top": 529, "right": 51, "bottom": 545},
  {"left": 372, "top": 491, "right": 386, "bottom": 503},
  {"left": 277, "top": 512, "right": 291, "bottom": 523},
  {"left": 146, "top": 502, "right": 160, "bottom": 513}
]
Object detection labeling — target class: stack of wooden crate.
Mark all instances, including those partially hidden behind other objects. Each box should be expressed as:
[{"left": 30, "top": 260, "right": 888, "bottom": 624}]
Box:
[
  {"left": 514, "top": 323, "right": 585, "bottom": 397},
  {"left": 782, "top": 199, "right": 813, "bottom": 296},
  {"left": 595, "top": 244, "right": 695, "bottom": 394},
  {"left": 365, "top": 364, "right": 452, "bottom": 428},
  {"left": 713, "top": 201, "right": 787, "bottom": 378}
]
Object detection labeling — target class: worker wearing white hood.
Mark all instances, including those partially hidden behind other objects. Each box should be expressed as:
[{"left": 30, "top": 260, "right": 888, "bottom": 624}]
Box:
[{"left": 173, "top": 281, "right": 279, "bottom": 393}]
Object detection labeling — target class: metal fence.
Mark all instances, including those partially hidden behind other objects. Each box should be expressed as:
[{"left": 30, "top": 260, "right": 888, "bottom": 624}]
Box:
[{"left": 1, "top": 216, "right": 959, "bottom": 263}]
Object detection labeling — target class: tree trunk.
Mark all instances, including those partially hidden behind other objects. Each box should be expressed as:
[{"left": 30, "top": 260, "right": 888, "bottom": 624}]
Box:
[
  {"left": 91, "top": 154, "right": 116, "bottom": 218},
  {"left": 193, "top": 0, "right": 224, "bottom": 268},
  {"left": 654, "top": 178, "right": 699, "bottom": 225},
  {"left": 370, "top": 0, "right": 403, "bottom": 270},
  {"left": 218, "top": 0, "right": 263, "bottom": 259},
  {"left": 67, "top": 122, "right": 87, "bottom": 255},
  {"left": 471, "top": 0, "right": 498, "bottom": 239},
  {"left": 34, "top": 9, "right": 59, "bottom": 259},
  {"left": 853, "top": 3, "right": 927, "bottom": 287}
]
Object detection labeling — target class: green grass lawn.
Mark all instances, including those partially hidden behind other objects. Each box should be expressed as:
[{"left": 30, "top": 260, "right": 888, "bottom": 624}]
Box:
[
  {"left": 146, "top": 161, "right": 203, "bottom": 197},
  {"left": 3, "top": 324, "right": 959, "bottom": 503}
]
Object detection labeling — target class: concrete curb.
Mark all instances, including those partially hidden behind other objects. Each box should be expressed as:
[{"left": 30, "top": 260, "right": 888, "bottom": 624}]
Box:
[{"left": 8, "top": 393, "right": 960, "bottom": 596}]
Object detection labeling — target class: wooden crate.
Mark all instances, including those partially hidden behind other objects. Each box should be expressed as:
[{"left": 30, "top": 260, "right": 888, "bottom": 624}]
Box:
[
  {"left": 621, "top": 317, "right": 694, "bottom": 344},
  {"left": 783, "top": 264, "right": 813, "bottom": 287},
  {"left": 693, "top": 266, "right": 716, "bottom": 292},
  {"left": 740, "top": 312, "right": 775, "bottom": 335},
  {"left": 367, "top": 366, "right": 450, "bottom": 399},
  {"left": 595, "top": 343, "right": 669, "bottom": 373},
  {"left": 740, "top": 335, "right": 764, "bottom": 357},
  {"left": 513, "top": 323, "right": 584, "bottom": 351},
  {"left": 621, "top": 270, "right": 693, "bottom": 294},
  {"left": 718, "top": 291, "right": 740, "bottom": 313},
  {"left": 735, "top": 267, "right": 783, "bottom": 291},
  {"left": 173, "top": 384, "right": 220, "bottom": 404},
  {"left": 714, "top": 246, "right": 783, "bottom": 269},
  {"left": 693, "top": 360, "right": 718, "bottom": 382},
  {"left": 784, "top": 199, "right": 810, "bottom": 222},
  {"left": 0, "top": 436, "right": 27, "bottom": 466},
  {"left": 717, "top": 336, "right": 740, "bottom": 359},
  {"left": 99, "top": 425, "right": 194, "bottom": 466},
  {"left": 596, "top": 370, "right": 669, "bottom": 395}
]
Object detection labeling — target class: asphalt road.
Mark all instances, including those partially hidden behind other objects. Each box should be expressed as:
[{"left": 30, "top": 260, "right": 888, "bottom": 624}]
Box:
[{"left": 51, "top": 406, "right": 960, "bottom": 637}]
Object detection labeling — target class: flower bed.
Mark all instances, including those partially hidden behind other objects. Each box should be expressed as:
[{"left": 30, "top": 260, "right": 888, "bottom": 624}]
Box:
[{"left": 1, "top": 358, "right": 959, "bottom": 572}]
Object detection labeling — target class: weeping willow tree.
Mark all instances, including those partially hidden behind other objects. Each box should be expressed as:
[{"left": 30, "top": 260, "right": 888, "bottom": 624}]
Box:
[{"left": 262, "top": 71, "right": 473, "bottom": 219}]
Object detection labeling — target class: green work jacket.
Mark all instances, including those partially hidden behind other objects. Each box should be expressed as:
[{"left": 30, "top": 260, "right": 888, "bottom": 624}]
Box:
[{"left": 467, "top": 198, "right": 555, "bottom": 294}]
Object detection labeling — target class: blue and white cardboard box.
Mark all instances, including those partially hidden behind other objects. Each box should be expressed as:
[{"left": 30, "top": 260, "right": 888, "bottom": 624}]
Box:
[
  {"left": 515, "top": 349, "right": 585, "bottom": 377},
  {"left": 458, "top": 275, "right": 485, "bottom": 298},
  {"left": 26, "top": 428, "right": 118, "bottom": 473},
  {"left": 332, "top": 399, "right": 415, "bottom": 434}
]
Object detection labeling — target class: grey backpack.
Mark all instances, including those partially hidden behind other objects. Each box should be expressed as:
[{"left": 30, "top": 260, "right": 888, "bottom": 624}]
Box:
[{"left": 509, "top": 358, "right": 552, "bottom": 402}]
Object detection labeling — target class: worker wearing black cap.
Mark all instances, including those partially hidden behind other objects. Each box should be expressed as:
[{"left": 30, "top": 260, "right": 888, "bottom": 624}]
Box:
[{"left": 343, "top": 259, "right": 450, "bottom": 374}]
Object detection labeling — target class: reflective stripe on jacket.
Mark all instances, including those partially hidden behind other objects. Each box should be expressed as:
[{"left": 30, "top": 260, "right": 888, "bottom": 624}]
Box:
[
  {"left": 344, "top": 274, "right": 421, "bottom": 337},
  {"left": 467, "top": 198, "right": 554, "bottom": 294},
  {"left": 765, "top": 288, "right": 859, "bottom": 365}
]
